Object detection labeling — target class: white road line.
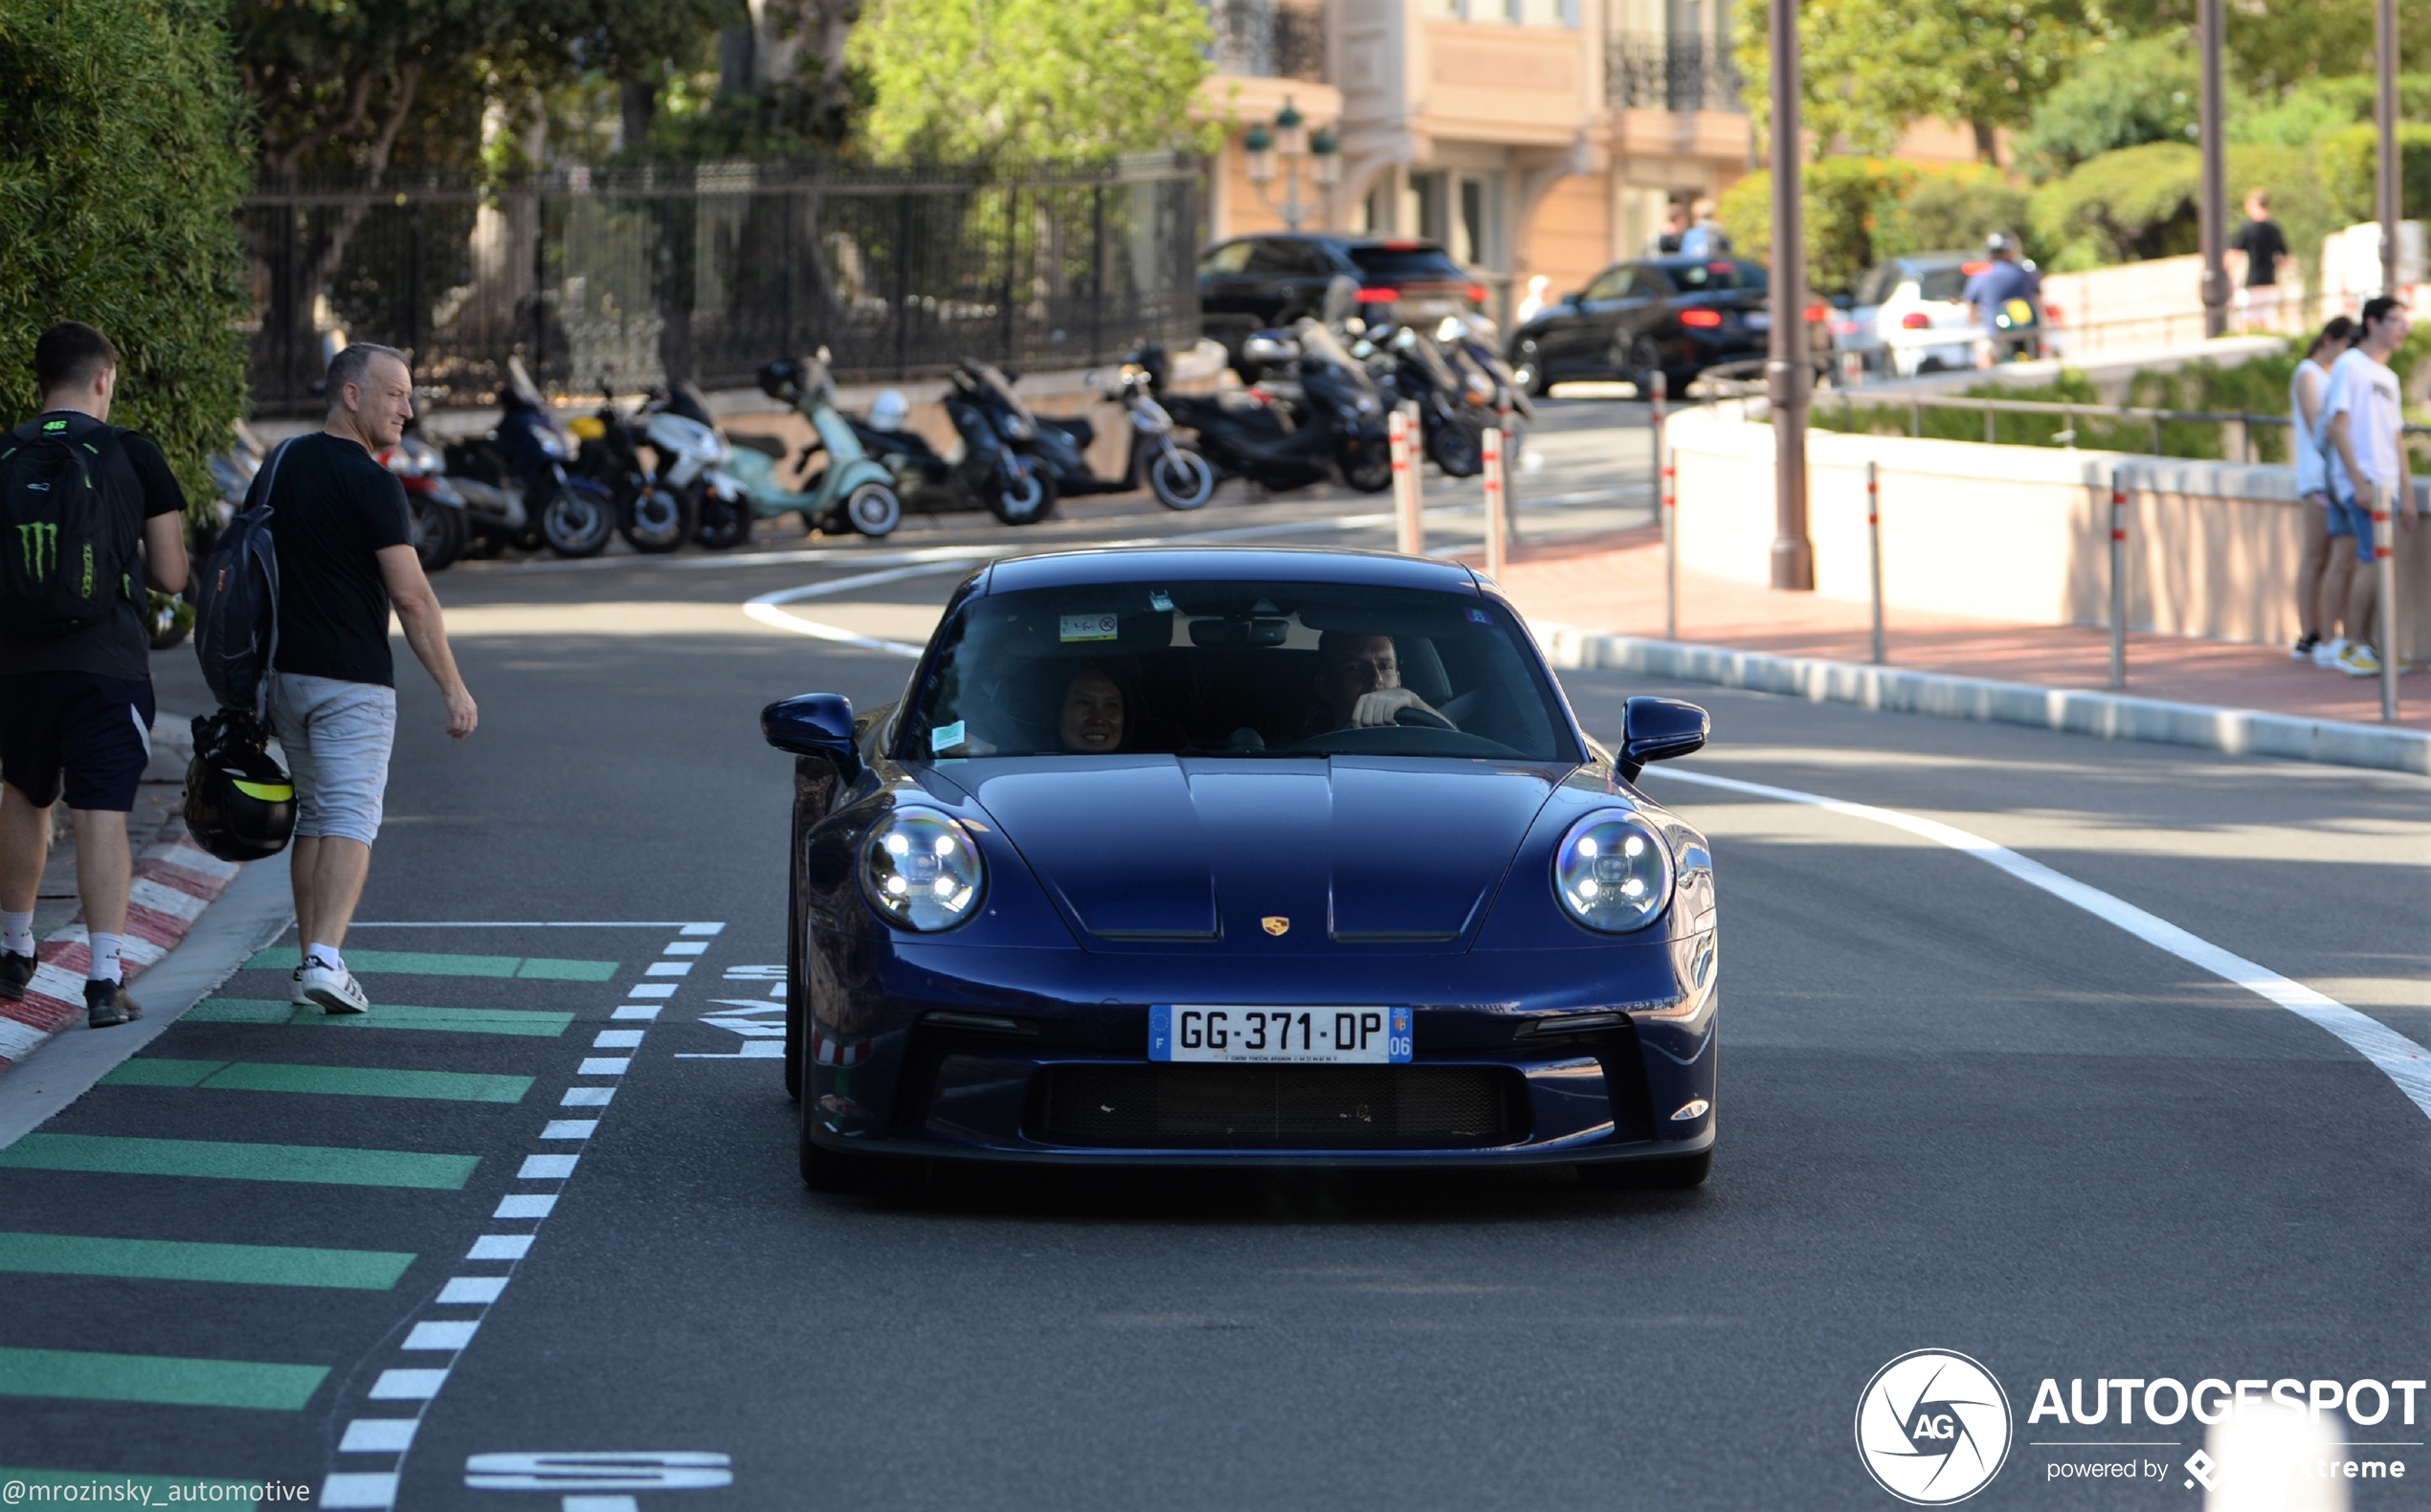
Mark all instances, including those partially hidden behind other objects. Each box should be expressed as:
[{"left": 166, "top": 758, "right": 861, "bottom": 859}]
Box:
[
  {"left": 560, "top": 1086, "right": 615, "bottom": 1106},
  {"left": 339, "top": 1421, "right": 418, "bottom": 1454},
  {"left": 402, "top": 1321, "right": 480, "bottom": 1351},
  {"left": 437, "top": 1278, "right": 508, "bottom": 1304},
  {"left": 1649, "top": 767, "right": 2431, "bottom": 1120},
  {"left": 517, "top": 1154, "right": 579, "bottom": 1178}
]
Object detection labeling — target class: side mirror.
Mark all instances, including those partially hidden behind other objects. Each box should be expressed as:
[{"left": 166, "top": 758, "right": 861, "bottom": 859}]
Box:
[
  {"left": 1617, "top": 696, "right": 1707, "bottom": 783},
  {"left": 763, "top": 692, "right": 859, "bottom": 780}
]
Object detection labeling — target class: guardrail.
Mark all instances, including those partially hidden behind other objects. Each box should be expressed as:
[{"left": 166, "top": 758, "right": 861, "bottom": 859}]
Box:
[{"left": 1817, "top": 390, "right": 2431, "bottom": 464}]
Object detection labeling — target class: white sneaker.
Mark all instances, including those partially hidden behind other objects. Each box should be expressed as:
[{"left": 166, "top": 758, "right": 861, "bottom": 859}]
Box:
[
  {"left": 2313, "top": 636, "right": 2349, "bottom": 668},
  {"left": 2337, "top": 642, "right": 2382, "bottom": 678},
  {"left": 289, "top": 967, "right": 311, "bottom": 1007},
  {"left": 299, "top": 956, "right": 369, "bottom": 1015}
]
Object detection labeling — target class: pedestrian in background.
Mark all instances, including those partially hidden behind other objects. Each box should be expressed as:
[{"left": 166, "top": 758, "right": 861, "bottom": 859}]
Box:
[
  {"left": 1648, "top": 203, "right": 1688, "bottom": 257},
  {"left": 1679, "top": 199, "right": 1729, "bottom": 259},
  {"left": 2228, "top": 190, "right": 2290, "bottom": 333},
  {"left": 2319, "top": 295, "right": 2417, "bottom": 678},
  {"left": 2288, "top": 315, "right": 2356, "bottom": 663},
  {"left": 1513, "top": 275, "right": 1551, "bottom": 326},
  {"left": 1963, "top": 233, "right": 2041, "bottom": 366},
  {"left": 266, "top": 344, "right": 477, "bottom": 1015},
  {"left": 0, "top": 322, "right": 189, "bottom": 1028}
]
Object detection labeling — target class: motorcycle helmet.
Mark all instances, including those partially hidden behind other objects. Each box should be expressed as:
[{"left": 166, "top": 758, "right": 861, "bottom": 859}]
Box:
[
  {"left": 1984, "top": 231, "right": 2018, "bottom": 257},
  {"left": 868, "top": 389, "right": 909, "bottom": 432},
  {"left": 184, "top": 712, "right": 297, "bottom": 863}
]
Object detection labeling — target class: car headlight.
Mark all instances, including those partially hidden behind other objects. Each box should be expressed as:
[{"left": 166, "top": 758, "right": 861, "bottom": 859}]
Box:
[
  {"left": 860, "top": 810, "right": 986, "bottom": 931},
  {"left": 1552, "top": 811, "right": 1672, "bottom": 933}
]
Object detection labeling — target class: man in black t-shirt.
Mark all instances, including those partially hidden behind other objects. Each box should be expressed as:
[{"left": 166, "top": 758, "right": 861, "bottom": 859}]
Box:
[
  {"left": 264, "top": 344, "right": 477, "bottom": 1017},
  {"left": 0, "top": 322, "right": 189, "bottom": 1028},
  {"left": 2228, "top": 189, "right": 2290, "bottom": 333}
]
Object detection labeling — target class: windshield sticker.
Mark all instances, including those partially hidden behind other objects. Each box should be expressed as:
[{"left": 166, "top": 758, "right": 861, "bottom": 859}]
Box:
[
  {"left": 931, "top": 720, "right": 968, "bottom": 756},
  {"left": 1149, "top": 589, "right": 1173, "bottom": 611},
  {"left": 1059, "top": 612, "right": 1120, "bottom": 642},
  {"left": 1466, "top": 608, "right": 1492, "bottom": 624}
]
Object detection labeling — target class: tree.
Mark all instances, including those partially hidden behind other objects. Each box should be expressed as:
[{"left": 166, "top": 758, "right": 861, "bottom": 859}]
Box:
[
  {"left": 0, "top": 0, "right": 251, "bottom": 510},
  {"left": 1731, "top": 0, "right": 2108, "bottom": 162},
  {"left": 2099, "top": 0, "right": 2431, "bottom": 100},
  {"left": 2013, "top": 34, "right": 2209, "bottom": 182},
  {"left": 854, "top": 0, "right": 1216, "bottom": 166}
]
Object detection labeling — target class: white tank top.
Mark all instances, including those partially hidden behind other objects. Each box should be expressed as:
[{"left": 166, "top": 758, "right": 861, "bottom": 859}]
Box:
[{"left": 2291, "top": 360, "right": 2331, "bottom": 497}]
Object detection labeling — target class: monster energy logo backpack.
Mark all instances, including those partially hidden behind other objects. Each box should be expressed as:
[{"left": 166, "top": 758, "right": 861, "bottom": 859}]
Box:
[{"left": 0, "top": 413, "right": 138, "bottom": 640}]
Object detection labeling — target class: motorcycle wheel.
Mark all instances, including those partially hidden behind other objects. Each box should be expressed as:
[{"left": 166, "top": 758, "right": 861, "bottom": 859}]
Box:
[
  {"left": 618, "top": 484, "right": 696, "bottom": 554},
  {"left": 692, "top": 496, "right": 753, "bottom": 550},
  {"left": 540, "top": 485, "right": 613, "bottom": 558},
  {"left": 988, "top": 461, "right": 1057, "bottom": 525},
  {"left": 1338, "top": 438, "right": 1394, "bottom": 495},
  {"left": 1428, "top": 424, "right": 1483, "bottom": 478},
  {"left": 1147, "top": 443, "right": 1216, "bottom": 510},
  {"left": 409, "top": 497, "right": 466, "bottom": 572},
  {"left": 843, "top": 481, "right": 903, "bottom": 538}
]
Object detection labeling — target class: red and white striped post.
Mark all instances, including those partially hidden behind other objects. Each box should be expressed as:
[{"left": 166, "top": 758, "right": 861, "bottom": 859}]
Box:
[
  {"left": 1389, "top": 405, "right": 1422, "bottom": 555},
  {"left": 1653, "top": 371, "right": 1676, "bottom": 640},
  {"left": 2108, "top": 468, "right": 2129, "bottom": 689},
  {"left": 1482, "top": 423, "right": 1507, "bottom": 580},
  {"left": 1866, "top": 458, "right": 1885, "bottom": 665},
  {"left": 2374, "top": 480, "right": 2399, "bottom": 722}
]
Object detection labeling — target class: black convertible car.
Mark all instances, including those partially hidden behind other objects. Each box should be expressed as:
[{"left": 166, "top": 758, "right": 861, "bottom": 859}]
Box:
[{"left": 1507, "top": 256, "right": 1773, "bottom": 396}]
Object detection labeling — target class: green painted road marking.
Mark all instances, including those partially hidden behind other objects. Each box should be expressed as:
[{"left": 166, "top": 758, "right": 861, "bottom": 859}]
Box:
[
  {"left": 100, "top": 1057, "right": 531, "bottom": 1103},
  {"left": 0, "top": 1232, "right": 413, "bottom": 1290},
  {"left": 244, "top": 947, "right": 617, "bottom": 981},
  {"left": 0, "top": 1468, "right": 265, "bottom": 1507},
  {"left": 0, "top": 1346, "right": 327, "bottom": 1410},
  {"left": 188, "top": 998, "right": 572, "bottom": 1037},
  {"left": 0, "top": 1134, "right": 478, "bottom": 1189}
]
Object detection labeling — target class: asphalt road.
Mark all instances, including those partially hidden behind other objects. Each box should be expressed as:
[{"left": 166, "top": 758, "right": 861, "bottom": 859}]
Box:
[{"left": 3, "top": 422, "right": 2428, "bottom": 1510}]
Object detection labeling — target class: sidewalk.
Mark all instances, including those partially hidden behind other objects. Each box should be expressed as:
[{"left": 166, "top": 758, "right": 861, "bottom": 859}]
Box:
[{"left": 1480, "top": 530, "right": 2431, "bottom": 739}]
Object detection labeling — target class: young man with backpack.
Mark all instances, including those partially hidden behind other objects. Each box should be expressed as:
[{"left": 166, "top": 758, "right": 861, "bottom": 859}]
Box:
[
  {"left": 0, "top": 322, "right": 189, "bottom": 1028},
  {"left": 264, "top": 344, "right": 475, "bottom": 1015}
]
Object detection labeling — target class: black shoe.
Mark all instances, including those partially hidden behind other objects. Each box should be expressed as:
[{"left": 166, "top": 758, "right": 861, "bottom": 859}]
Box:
[
  {"left": 2291, "top": 633, "right": 2321, "bottom": 659},
  {"left": 85, "top": 978, "right": 142, "bottom": 1030},
  {"left": 0, "top": 949, "right": 33, "bottom": 1001}
]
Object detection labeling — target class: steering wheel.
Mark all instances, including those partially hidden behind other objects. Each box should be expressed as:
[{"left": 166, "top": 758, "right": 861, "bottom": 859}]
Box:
[{"left": 1393, "top": 704, "right": 1456, "bottom": 731}]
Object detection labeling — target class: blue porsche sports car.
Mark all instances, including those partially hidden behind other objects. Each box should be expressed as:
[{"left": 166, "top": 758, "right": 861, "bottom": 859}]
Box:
[{"left": 763, "top": 546, "right": 1718, "bottom": 1191}]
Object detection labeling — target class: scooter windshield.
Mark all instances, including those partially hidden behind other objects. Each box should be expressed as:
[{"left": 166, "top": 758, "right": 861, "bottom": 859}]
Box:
[{"left": 966, "top": 362, "right": 1037, "bottom": 427}]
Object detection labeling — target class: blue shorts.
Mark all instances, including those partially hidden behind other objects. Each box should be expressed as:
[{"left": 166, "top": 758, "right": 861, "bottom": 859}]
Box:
[
  {"left": 0, "top": 672, "right": 156, "bottom": 812},
  {"left": 2326, "top": 491, "right": 2377, "bottom": 563}
]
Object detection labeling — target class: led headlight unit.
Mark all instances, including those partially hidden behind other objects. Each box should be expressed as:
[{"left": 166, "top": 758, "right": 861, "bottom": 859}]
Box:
[
  {"left": 860, "top": 810, "right": 986, "bottom": 931},
  {"left": 1551, "top": 811, "right": 1673, "bottom": 933}
]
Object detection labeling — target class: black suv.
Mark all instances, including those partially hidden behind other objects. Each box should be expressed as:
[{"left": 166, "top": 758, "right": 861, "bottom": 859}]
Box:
[
  {"left": 1198, "top": 234, "right": 1482, "bottom": 368},
  {"left": 1507, "top": 256, "right": 1773, "bottom": 397}
]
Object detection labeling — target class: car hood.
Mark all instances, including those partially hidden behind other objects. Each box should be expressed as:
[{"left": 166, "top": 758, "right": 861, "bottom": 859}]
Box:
[{"left": 939, "top": 756, "right": 1564, "bottom": 953}]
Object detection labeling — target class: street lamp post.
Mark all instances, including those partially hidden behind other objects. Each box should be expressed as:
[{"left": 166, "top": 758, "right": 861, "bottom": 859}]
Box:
[
  {"left": 2378, "top": 0, "right": 2400, "bottom": 297},
  {"left": 1766, "top": 0, "right": 1815, "bottom": 590},
  {"left": 2197, "top": 0, "right": 2228, "bottom": 338},
  {"left": 1243, "top": 98, "right": 1339, "bottom": 233}
]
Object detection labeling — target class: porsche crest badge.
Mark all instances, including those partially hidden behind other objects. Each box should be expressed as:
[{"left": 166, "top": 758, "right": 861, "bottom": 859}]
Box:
[{"left": 1260, "top": 916, "right": 1290, "bottom": 937}]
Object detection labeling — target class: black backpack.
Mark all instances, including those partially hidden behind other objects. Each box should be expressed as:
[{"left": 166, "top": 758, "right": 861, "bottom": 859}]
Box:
[
  {"left": 0, "top": 413, "right": 140, "bottom": 641},
  {"left": 191, "top": 439, "right": 289, "bottom": 717}
]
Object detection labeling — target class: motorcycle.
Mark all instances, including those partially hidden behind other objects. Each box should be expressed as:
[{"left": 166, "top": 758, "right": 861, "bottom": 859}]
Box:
[
  {"left": 442, "top": 358, "right": 617, "bottom": 558},
  {"left": 570, "top": 385, "right": 696, "bottom": 556},
  {"left": 1366, "top": 322, "right": 1491, "bottom": 478},
  {"left": 694, "top": 350, "right": 903, "bottom": 544},
  {"left": 846, "top": 372, "right": 1056, "bottom": 527},
  {"left": 378, "top": 429, "right": 469, "bottom": 571},
  {"left": 1156, "top": 319, "right": 1394, "bottom": 496},
  {"left": 1005, "top": 352, "right": 1216, "bottom": 511}
]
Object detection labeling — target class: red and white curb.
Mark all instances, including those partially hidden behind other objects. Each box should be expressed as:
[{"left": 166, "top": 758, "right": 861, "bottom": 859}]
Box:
[{"left": 0, "top": 818, "right": 241, "bottom": 1074}]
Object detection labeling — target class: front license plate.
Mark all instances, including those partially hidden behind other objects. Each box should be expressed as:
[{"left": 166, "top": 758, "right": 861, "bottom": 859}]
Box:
[
  {"left": 1149, "top": 1005, "right": 1413, "bottom": 1064},
  {"left": 1743, "top": 311, "right": 1772, "bottom": 330}
]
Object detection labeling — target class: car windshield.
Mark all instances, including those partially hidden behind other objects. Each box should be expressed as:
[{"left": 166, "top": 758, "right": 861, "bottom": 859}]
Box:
[
  {"left": 907, "top": 580, "right": 1579, "bottom": 762},
  {"left": 1663, "top": 260, "right": 1767, "bottom": 294},
  {"left": 1347, "top": 244, "right": 1468, "bottom": 281}
]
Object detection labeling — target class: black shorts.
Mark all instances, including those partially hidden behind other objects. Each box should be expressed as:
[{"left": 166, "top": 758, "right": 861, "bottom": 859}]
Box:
[{"left": 0, "top": 672, "right": 157, "bottom": 812}]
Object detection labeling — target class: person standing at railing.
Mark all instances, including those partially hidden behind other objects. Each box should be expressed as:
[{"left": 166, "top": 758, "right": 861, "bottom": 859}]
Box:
[
  {"left": 2227, "top": 190, "right": 2291, "bottom": 334},
  {"left": 2290, "top": 315, "right": 2357, "bottom": 664},
  {"left": 2319, "top": 296, "right": 2416, "bottom": 678},
  {"left": 1679, "top": 200, "right": 1731, "bottom": 259}
]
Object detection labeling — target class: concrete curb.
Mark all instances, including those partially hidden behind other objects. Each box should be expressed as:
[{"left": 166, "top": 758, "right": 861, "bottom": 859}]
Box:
[
  {"left": 1533, "top": 624, "right": 2431, "bottom": 778},
  {"left": 0, "top": 818, "right": 245, "bottom": 1073}
]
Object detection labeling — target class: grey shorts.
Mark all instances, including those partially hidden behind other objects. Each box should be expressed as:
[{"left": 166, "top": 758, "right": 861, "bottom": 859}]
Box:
[{"left": 267, "top": 673, "right": 397, "bottom": 844}]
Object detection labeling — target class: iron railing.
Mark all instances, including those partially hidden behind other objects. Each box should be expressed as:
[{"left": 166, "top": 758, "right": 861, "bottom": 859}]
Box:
[
  {"left": 239, "top": 158, "right": 1204, "bottom": 414},
  {"left": 1207, "top": 0, "right": 1327, "bottom": 82},
  {"left": 1606, "top": 33, "right": 1745, "bottom": 113}
]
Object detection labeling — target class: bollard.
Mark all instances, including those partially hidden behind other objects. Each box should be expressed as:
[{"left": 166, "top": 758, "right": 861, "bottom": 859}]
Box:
[
  {"left": 1482, "top": 423, "right": 1506, "bottom": 580},
  {"left": 1389, "top": 405, "right": 1422, "bottom": 555},
  {"left": 2108, "top": 468, "right": 2129, "bottom": 689},
  {"left": 1652, "top": 372, "right": 1675, "bottom": 640},
  {"left": 2374, "top": 480, "right": 2398, "bottom": 723},
  {"left": 1866, "top": 459, "right": 1885, "bottom": 665}
]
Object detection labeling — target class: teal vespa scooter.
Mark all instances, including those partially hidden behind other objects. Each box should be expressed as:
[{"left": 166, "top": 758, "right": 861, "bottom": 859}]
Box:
[{"left": 694, "top": 349, "right": 903, "bottom": 545}]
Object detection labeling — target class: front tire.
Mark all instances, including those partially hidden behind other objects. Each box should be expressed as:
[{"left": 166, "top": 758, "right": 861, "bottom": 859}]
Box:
[
  {"left": 1146, "top": 443, "right": 1216, "bottom": 510},
  {"left": 618, "top": 484, "right": 695, "bottom": 554},
  {"left": 691, "top": 495, "right": 752, "bottom": 550},
  {"left": 988, "top": 460, "right": 1057, "bottom": 525},
  {"left": 540, "top": 484, "right": 613, "bottom": 558},
  {"left": 1337, "top": 434, "right": 1393, "bottom": 494},
  {"left": 843, "top": 480, "right": 903, "bottom": 537},
  {"left": 409, "top": 497, "right": 465, "bottom": 572},
  {"left": 1427, "top": 422, "right": 1483, "bottom": 478}
]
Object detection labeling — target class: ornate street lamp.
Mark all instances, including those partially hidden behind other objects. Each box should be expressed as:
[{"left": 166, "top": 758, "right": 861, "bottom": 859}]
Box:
[{"left": 1243, "top": 97, "right": 1335, "bottom": 232}]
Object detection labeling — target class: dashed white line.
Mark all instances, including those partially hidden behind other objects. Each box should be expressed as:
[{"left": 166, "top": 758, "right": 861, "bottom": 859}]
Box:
[
  {"left": 559, "top": 1086, "right": 615, "bottom": 1107},
  {"left": 516, "top": 1154, "right": 578, "bottom": 1179},
  {"left": 402, "top": 1322, "right": 480, "bottom": 1352},
  {"left": 492, "top": 1194, "right": 557, "bottom": 1219},
  {"left": 437, "top": 1278, "right": 508, "bottom": 1304},
  {"left": 539, "top": 1120, "right": 598, "bottom": 1140}
]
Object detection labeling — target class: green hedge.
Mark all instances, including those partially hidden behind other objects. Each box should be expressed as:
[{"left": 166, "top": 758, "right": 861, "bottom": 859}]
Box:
[
  {"left": 2316, "top": 123, "right": 2431, "bottom": 227},
  {"left": 0, "top": 0, "right": 252, "bottom": 514}
]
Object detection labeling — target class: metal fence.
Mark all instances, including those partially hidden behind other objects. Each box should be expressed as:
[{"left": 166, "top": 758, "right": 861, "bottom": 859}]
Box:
[
  {"left": 1605, "top": 33, "right": 1746, "bottom": 113},
  {"left": 240, "top": 157, "right": 1205, "bottom": 413}
]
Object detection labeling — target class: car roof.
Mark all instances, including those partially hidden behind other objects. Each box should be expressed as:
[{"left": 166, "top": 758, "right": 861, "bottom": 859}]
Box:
[
  {"left": 1640, "top": 256, "right": 1763, "bottom": 272},
  {"left": 1880, "top": 252, "right": 1974, "bottom": 271},
  {"left": 982, "top": 545, "right": 1483, "bottom": 595},
  {"left": 1222, "top": 233, "right": 1451, "bottom": 254}
]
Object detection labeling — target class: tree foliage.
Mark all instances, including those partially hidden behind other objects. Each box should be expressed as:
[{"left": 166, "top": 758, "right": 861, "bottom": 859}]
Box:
[
  {"left": 0, "top": 0, "right": 251, "bottom": 510},
  {"left": 2012, "top": 34, "right": 2214, "bottom": 182},
  {"left": 2314, "top": 124, "right": 2431, "bottom": 228},
  {"left": 2025, "top": 141, "right": 2339, "bottom": 277},
  {"left": 1731, "top": 0, "right": 2106, "bottom": 161},
  {"left": 853, "top": 0, "right": 1215, "bottom": 167},
  {"left": 1716, "top": 159, "right": 2032, "bottom": 295}
]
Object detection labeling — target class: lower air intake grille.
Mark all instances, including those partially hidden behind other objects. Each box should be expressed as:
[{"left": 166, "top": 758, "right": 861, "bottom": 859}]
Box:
[{"left": 1028, "top": 1064, "right": 1526, "bottom": 1149}]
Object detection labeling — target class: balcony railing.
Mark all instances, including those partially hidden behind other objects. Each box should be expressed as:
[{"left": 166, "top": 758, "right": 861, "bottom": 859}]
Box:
[
  {"left": 1208, "top": 0, "right": 1327, "bottom": 83},
  {"left": 1606, "top": 33, "right": 1745, "bottom": 113}
]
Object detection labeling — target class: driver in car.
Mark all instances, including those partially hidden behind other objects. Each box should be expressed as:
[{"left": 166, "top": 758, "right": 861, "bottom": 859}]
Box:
[{"left": 1311, "top": 633, "right": 1449, "bottom": 729}]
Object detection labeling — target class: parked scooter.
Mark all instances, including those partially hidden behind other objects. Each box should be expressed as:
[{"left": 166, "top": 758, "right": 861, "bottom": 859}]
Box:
[
  {"left": 379, "top": 429, "right": 469, "bottom": 571},
  {"left": 1001, "top": 353, "right": 1217, "bottom": 511},
  {"left": 694, "top": 350, "right": 903, "bottom": 544},
  {"left": 845, "top": 375, "right": 1056, "bottom": 526},
  {"left": 442, "top": 358, "right": 617, "bottom": 558},
  {"left": 1367, "top": 322, "right": 1490, "bottom": 478},
  {"left": 1155, "top": 319, "right": 1394, "bottom": 495},
  {"left": 571, "top": 383, "right": 694, "bottom": 555}
]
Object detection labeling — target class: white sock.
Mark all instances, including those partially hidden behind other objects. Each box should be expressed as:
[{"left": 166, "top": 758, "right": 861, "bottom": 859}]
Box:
[
  {"left": 308, "top": 942, "right": 345, "bottom": 974},
  {"left": 0, "top": 910, "right": 33, "bottom": 957},
  {"left": 87, "top": 932, "right": 123, "bottom": 985}
]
